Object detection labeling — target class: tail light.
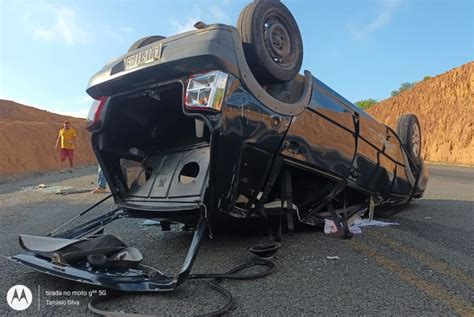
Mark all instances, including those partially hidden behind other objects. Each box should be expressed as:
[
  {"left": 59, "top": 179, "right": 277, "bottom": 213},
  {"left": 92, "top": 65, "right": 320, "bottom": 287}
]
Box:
[
  {"left": 86, "top": 96, "right": 108, "bottom": 131},
  {"left": 185, "top": 71, "right": 229, "bottom": 111}
]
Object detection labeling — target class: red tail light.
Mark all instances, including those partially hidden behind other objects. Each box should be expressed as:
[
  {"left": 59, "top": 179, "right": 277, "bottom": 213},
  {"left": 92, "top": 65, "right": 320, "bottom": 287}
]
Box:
[{"left": 86, "top": 96, "right": 108, "bottom": 131}]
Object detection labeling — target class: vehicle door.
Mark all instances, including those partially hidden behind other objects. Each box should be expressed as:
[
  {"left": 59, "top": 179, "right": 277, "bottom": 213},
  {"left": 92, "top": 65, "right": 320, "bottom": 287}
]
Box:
[{"left": 281, "top": 79, "right": 356, "bottom": 179}]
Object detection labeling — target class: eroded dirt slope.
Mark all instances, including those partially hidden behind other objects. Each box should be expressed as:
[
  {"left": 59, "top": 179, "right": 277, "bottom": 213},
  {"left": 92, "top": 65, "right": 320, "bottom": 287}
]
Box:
[
  {"left": 0, "top": 99, "right": 96, "bottom": 177},
  {"left": 367, "top": 62, "right": 473, "bottom": 165}
]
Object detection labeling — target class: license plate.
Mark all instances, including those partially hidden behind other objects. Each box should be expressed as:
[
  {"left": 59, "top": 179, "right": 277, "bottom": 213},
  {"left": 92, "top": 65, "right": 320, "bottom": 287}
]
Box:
[{"left": 124, "top": 43, "right": 162, "bottom": 71}]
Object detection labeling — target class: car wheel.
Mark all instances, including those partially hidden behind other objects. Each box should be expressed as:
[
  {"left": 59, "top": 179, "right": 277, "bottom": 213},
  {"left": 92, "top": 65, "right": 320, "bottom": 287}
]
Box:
[
  {"left": 237, "top": 0, "right": 303, "bottom": 84},
  {"left": 396, "top": 114, "right": 422, "bottom": 168},
  {"left": 127, "top": 35, "right": 165, "bottom": 53}
]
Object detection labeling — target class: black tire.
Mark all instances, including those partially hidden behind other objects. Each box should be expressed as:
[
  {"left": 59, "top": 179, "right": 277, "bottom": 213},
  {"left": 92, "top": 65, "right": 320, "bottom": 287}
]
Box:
[
  {"left": 396, "top": 114, "right": 422, "bottom": 168},
  {"left": 237, "top": 0, "right": 303, "bottom": 84},
  {"left": 127, "top": 35, "right": 165, "bottom": 53}
]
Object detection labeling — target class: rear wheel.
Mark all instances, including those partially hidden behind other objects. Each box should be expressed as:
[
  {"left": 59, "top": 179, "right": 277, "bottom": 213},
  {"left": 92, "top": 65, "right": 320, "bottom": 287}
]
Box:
[
  {"left": 127, "top": 35, "right": 165, "bottom": 53},
  {"left": 396, "top": 114, "right": 422, "bottom": 169},
  {"left": 237, "top": 0, "right": 303, "bottom": 84}
]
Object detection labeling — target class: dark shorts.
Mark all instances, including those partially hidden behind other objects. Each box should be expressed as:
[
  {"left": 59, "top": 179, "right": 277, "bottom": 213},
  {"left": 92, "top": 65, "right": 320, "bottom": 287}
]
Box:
[{"left": 60, "top": 149, "right": 74, "bottom": 161}]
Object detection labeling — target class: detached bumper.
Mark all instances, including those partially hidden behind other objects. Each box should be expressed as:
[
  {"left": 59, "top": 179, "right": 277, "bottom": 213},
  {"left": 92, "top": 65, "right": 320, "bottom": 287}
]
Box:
[
  {"left": 10, "top": 217, "right": 208, "bottom": 292},
  {"left": 11, "top": 253, "right": 176, "bottom": 292}
]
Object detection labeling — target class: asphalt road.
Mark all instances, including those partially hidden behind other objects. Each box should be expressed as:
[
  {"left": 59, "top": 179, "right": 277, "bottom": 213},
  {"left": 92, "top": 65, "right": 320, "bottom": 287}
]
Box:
[{"left": 0, "top": 165, "right": 473, "bottom": 316}]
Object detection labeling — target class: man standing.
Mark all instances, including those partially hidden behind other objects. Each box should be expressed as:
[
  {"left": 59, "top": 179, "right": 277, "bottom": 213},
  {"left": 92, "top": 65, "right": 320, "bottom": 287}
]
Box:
[
  {"left": 55, "top": 120, "right": 77, "bottom": 173},
  {"left": 91, "top": 165, "right": 108, "bottom": 193}
]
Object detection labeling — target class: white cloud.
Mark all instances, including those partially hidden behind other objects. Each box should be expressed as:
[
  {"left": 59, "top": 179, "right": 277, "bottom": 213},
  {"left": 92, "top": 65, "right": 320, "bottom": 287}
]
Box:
[
  {"left": 34, "top": 28, "right": 54, "bottom": 41},
  {"left": 51, "top": 97, "right": 91, "bottom": 118},
  {"left": 33, "top": 5, "right": 89, "bottom": 46},
  {"left": 170, "top": 4, "right": 231, "bottom": 34},
  {"left": 209, "top": 6, "right": 231, "bottom": 23},
  {"left": 60, "top": 107, "right": 89, "bottom": 119},
  {"left": 172, "top": 17, "right": 202, "bottom": 33},
  {"left": 23, "top": 3, "right": 133, "bottom": 47},
  {"left": 350, "top": 0, "right": 404, "bottom": 40},
  {"left": 81, "top": 95, "right": 93, "bottom": 105},
  {"left": 100, "top": 24, "right": 136, "bottom": 41}
]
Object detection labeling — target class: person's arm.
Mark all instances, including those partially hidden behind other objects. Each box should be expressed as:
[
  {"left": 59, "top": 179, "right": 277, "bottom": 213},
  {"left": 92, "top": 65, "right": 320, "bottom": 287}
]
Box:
[
  {"left": 70, "top": 129, "right": 77, "bottom": 146},
  {"left": 55, "top": 131, "right": 61, "bottom": 149}
]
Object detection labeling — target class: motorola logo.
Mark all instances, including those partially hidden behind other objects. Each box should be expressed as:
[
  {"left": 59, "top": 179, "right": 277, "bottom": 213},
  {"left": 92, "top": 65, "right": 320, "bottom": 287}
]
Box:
[{"left": 6, "top": 285, "right": 33, "bottom": 311}]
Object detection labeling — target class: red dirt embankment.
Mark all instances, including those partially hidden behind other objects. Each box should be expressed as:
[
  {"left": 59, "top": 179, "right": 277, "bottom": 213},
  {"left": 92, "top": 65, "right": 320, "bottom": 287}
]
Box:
[
  {"left": 0, "top": 100, "right": 96, "bottom": 178},
  {"left": 0, "top": 62, "right": 472, "bottom": 180},
  {"left": 367, "top": 62, "right": 473, "bottom": 165}
]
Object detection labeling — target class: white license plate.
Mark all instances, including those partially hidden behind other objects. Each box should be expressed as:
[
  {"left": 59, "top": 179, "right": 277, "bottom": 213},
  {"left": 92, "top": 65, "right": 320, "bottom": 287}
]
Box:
[{"left": 124, "top": 43, "right": 162, "bottom": 71}]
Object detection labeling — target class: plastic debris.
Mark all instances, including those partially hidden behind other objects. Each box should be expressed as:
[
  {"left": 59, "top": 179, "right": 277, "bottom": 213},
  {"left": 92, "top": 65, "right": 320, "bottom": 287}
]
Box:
[
  {"left": 324, "top": 219, "right": 362, "bottom": 234},
  {"left": 142, "top": 220, "right": 161, "bottom": 226},
  {"left": 353, "top": 219, "right": 399, "bottom": 228},
  {"left": 326, "top": 256, "right": 340, "bottom": 260},
  {"left": 324, "top": 217, "right": 399, "bottom": 234},
  {"left": 20, "top": 185, "right": 74, "bottom": 193}
]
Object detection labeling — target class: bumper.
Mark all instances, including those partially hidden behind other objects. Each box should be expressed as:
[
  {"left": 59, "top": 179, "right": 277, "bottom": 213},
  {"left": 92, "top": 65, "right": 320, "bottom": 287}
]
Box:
[{"left": 10, "top": 213, "right": 208, "bottom": 292}]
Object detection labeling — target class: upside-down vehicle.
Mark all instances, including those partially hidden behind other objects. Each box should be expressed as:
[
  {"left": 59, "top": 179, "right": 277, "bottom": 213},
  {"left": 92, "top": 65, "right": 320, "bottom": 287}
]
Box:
[{"left": 11, "top": 0, "right": 428, "bottom": 292}]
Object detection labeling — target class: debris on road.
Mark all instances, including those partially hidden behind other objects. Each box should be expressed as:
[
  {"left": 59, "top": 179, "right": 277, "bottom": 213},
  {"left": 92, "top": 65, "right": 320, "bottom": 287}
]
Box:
[
  {"left": 324, "top": 219, "right": 362, "bottom": 234},
  {"left": 324, "top": 217, "right": 399, "bottom": 235},
  {"left": 353, "top": 219, "right": 400, "bottom": 228},
  {"left": 20, "top": 184, "right": 73, "bottom": 193},
  {"left": 19, "top": 184, "right": 91, "bottom": 195},
  {"left": 326, "top": 256, "right": 340, "bottom": 260},
  {"left": 142, "top": 220, "right": 161, "bottom": 226}
]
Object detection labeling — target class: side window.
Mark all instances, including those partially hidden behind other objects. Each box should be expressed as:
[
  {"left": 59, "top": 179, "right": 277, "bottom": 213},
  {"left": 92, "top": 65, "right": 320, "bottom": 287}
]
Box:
[{"left": 309, "top": 85, "right": 355, "bottom": 132}]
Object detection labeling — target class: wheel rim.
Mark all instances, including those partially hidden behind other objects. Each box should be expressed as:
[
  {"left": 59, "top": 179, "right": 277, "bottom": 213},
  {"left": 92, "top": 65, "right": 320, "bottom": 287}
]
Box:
[
  {"left": 262, "top": 14, "right": 294, "bottom": 66},
  {"left": 412, "top": 123, "right": 421, "bottom": 157}
]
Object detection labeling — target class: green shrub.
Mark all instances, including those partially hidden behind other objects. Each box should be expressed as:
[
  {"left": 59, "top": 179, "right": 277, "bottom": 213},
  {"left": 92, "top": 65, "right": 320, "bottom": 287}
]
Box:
[
  {"left": 355, "top": 98, "right": 378, "bottom": 110},
  {"left": 391, "top": 82, "right": 416, "bottom": 96}
]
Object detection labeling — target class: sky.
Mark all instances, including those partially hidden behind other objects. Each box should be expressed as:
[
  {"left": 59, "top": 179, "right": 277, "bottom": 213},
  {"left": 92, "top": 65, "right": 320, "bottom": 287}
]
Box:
[{"left": 0, "top": 0, "right": 473, "bottom": 118}]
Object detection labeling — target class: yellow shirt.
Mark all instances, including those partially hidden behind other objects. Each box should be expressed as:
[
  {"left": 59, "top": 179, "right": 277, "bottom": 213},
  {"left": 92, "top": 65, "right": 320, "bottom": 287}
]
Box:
[{"left": 58, "top": 128, "right": 77, "bottom": 150}]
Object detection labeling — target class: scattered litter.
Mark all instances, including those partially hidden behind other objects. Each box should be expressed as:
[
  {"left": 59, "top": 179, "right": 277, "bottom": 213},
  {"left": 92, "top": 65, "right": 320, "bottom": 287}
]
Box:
[
  {"left": 19, "top": 184, "right": 90, "bottom": 195},
  {"left": 324, "top": 217, "right": 399, "bottom": 235},
  {"left": 324, "top": 219, "right": 362, "bottom": 234},
  {"left": 21, "top": 185, "right": 73, "bottom": 193},
  {"left": 56, "top": 189, "right": 92, "bottom": 195},
  {"left": 326, "top": 256, "right": 340, "bottom": 260},
  {"left": 349, "top": 225, "right": 362, "bottom": 234},
  {"left": 324, "top": 219, "right": 336, "bottom": 234},
  {"left": 142, "top": 220, "right": 161, "bottom": 226},
  {"left": 353, "top": 219, "right": 399, "bottom": 228}
]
